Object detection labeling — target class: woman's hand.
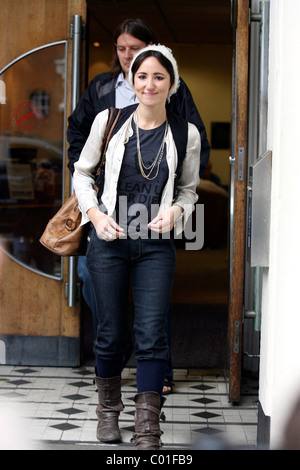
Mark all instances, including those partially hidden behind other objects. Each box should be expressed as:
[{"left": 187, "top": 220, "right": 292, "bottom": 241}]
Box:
[
  {"left": 87, "top": 206, "right": 125, "bottom": 241},
  {"left": 148, "top": 205, "right": 183, "bottom": 234}
]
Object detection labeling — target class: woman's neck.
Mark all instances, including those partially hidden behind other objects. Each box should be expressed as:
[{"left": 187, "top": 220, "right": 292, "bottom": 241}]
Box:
[{"left": 135, "top": 104, "right": 167, "bottom": 130}]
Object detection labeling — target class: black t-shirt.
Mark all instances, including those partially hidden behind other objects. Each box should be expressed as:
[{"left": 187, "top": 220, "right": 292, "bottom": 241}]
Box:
[{"left": 115, "top": 120, "right": 169, "bottom": 238}]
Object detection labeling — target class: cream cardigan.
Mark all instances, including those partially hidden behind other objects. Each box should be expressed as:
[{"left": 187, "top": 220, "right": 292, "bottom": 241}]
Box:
[{"left": 73, "top": 108, "right": 201, "bottom": 235}]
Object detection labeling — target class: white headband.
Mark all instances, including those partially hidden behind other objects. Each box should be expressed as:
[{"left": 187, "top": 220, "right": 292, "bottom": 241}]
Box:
[{"left": 128, "top": 44, "right": 180, "bottom": 100}]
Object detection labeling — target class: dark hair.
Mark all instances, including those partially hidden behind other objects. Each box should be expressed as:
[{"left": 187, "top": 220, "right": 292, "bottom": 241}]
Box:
[
  {"left": 110, "top": 18, "right": 157, "bottom": 77},
  {"left": 130, "top": 50, "right": 175, "bottom": 89}
]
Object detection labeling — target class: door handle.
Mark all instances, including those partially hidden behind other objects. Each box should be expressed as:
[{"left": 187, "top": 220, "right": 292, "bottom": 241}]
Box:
[{"left": 67, "top": 15, "right": 83, "bottom": 307}]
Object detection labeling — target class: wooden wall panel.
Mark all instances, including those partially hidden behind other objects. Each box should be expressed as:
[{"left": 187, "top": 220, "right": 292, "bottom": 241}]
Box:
[{"left": 0, "top": 255, "right": 61, "bottom": 336}]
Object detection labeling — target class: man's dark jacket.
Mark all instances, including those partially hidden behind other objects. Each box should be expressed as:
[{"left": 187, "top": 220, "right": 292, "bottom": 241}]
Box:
[{"left": 67, "top": 72, "right": 210, "bottom": 176}]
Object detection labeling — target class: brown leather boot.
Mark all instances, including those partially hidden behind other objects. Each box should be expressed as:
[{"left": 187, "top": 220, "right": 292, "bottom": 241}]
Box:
[
  {"left": 133, "top": 392, "right": 163, "bottom": 450},
  {"left": 95, "top": 376, "right": 123, "bottom": 443}
]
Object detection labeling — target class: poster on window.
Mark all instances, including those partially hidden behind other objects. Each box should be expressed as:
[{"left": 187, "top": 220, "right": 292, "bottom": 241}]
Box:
[{"left": 6, "top": 163, "right": 34, "bottom": 199}]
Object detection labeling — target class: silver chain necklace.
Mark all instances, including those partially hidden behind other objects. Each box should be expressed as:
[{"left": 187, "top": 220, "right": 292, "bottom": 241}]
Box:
[{"left": 135, "top": 111, "right": 168, "bottom": 180}]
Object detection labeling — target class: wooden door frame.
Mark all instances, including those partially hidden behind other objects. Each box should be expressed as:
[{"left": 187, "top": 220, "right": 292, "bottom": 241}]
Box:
[
  {"left": 228, "top": 0, "right": 250, "bottom": 402},
  {"left": 0, "top": 0, "right": 86, "bottom": 366}
]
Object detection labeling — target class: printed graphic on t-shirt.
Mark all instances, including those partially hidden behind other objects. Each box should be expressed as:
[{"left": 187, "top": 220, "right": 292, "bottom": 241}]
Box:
[{"left": 116, "top": 122, "right": 169, "bottom": 236}]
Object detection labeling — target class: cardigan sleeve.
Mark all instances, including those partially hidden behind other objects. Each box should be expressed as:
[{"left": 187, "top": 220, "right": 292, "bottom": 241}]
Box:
[
  {"left": 173, "top": 122, "right": 201, "bottom": 233},
  {"left": 73, "top": 109, "right": 110, "bottom": 225}
]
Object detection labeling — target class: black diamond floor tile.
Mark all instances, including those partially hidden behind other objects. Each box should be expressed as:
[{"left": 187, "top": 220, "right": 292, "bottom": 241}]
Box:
[
  {"left": 124, "top": 410, "right": 135, "bottom": 416},
  {"left": 122, "top": 425, "right": 135, "bottom": 432},
  {"left": 191, "top": 384, "right": 215, "bottom": 391},
  {"left": 51, "top": 423, "right": 80, "bottom": 431},
  {"left": 15, "top": 368, "right": 38, "bottom": 374},
  {"left": 57, "top": 407, "right": 85, "bottom": 415},
  {"left": 193, "top": 426, "right": 224, "bottom": 435},
  {"left": 72, "top": 370, "right": 94, "bottom": 376},
  {"left": 9, "top": 379, "right": 32, "bottom": 386},
  {"left": 63, "top": 394, "right": 89, "bottom": 401},
  {"left": 193, "top": 411, "right": 220, "bottom": 419},
  {"left": 194, "top": 397, "right": 217, "bottom": 405},
  {"left": 193, "top": 397, "right": 219, "bottom": 405},
  {"left": 68, "top": 381, "right": 91, "bottom": 388}
]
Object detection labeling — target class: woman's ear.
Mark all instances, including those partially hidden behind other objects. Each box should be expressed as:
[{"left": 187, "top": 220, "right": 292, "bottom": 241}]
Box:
[
  {"left": 169, "top": 83, "right": 175, "bottom": 92},
  {"left": 167, "top": 83, "right": 175, "bottom": 103}
]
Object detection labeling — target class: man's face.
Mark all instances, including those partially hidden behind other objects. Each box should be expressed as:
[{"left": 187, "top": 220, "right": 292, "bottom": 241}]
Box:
[{"left": 116, "top": 33, "right": 147, "bottom": 78}]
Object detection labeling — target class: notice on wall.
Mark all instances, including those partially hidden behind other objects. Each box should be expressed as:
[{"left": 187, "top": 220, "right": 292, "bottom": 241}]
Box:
[{"left": 6, "top": 163, "right": 34, "bottom": 199}]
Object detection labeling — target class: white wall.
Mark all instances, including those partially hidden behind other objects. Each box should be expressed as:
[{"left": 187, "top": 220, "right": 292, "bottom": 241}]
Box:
[{"left": 260, "top": 0, "right": 300, "bottom": 448}]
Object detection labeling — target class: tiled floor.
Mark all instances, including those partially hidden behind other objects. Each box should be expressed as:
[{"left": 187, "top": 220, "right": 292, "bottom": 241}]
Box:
[{"left": 0, "top": 365, "right": 258, "bottom": 450}]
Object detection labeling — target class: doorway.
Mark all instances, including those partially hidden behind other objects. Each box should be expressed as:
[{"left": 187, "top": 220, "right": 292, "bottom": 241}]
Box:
[{"left": 80, "top": 0, "right": 234, "bottom": 371}]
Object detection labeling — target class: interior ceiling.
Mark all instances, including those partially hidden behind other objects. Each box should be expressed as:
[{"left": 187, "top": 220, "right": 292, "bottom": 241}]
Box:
[{"left": 87, "top": 0, "right": 233, "bottom": 46}]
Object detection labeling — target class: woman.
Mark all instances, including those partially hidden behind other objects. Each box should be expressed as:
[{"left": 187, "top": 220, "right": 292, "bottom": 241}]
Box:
[
  {"left": 73, "top": 45, "right": 201, "bottom": 450},
  {"left": 68, "top": 18, "right": 209, "bottom": 394},
  {"left": 68, "top": 18, "right": 210, "bottom": 394}
]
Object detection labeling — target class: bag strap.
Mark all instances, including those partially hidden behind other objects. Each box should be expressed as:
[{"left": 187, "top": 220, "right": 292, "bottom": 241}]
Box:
[{"left": 96, "top": 107, "right": 122, "bottom": 174}]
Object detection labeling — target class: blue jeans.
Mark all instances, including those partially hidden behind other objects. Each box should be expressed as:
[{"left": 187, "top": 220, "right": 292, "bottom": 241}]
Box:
[
  {"left": 77, "top": 255, "right": 98, "bottom": 336},
  {"left": 86, "top": 230, "right": 176, "bottom": 364}
]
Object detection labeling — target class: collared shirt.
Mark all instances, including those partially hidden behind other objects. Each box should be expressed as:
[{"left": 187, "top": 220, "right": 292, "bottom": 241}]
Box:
[{"left": 115, "top": 72, "right": 138, "bottom": 108}]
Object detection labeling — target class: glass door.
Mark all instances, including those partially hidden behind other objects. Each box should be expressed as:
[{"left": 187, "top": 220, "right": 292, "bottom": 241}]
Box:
[{"left": 0, "top": 42, "right": 67, "bottom": 279}]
